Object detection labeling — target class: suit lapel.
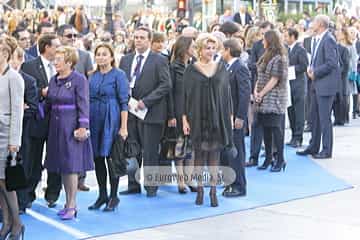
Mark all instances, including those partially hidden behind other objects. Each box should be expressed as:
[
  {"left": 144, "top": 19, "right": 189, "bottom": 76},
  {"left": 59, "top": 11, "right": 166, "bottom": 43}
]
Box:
[
  {"left": 38, "top": 58, "right": 49, "bottom": 84},
  {"left": 314, "top": 32, "right": 328, "bottom": 63},
  {"left": 126, "top": 53, "right": 135, "bottom": 81}
]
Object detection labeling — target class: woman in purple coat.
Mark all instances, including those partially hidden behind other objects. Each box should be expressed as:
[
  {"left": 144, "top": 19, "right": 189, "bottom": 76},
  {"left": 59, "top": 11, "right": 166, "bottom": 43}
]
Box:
[{"left": 44, "top": 46, "right": 94, "bottom": 220}]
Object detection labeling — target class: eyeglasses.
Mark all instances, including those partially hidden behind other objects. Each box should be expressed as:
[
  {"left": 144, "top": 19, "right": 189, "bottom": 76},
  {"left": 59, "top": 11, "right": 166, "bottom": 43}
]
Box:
[{"left": 64, "top": 34, "right": 77, "bottom": 39}]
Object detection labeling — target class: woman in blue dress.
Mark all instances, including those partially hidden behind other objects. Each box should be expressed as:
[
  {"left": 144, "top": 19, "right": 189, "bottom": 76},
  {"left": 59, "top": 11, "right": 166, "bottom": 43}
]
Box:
[
  {"left": 45, "top": 46, "right": 94, "bottom": 220},
  {"left": 88, "top": 43, "right": 129, "bottom": 212}
]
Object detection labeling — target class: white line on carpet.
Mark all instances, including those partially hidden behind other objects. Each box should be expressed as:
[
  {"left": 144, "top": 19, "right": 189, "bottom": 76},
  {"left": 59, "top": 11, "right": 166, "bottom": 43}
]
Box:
[{"left": 26, "top": 209, "right": 91, "bottom": 239}]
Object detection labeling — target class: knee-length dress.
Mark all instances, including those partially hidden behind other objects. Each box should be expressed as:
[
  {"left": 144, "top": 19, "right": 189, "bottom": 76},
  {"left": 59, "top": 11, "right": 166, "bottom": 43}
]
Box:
[
  {"left": 89, "top": 68, "right": 129, "bottom": 158},
  {"left": 44, "top": 71, "right": 94, "bottom": 174}
]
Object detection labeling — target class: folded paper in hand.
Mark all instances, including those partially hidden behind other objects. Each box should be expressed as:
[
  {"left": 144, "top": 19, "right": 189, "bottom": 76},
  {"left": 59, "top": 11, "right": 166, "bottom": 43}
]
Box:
[
  {"left": 288, "top": 66, "right": 296, "bottom": 81},
  {"left": 129, "top": 97, "right": 148, "bottom": 120}
]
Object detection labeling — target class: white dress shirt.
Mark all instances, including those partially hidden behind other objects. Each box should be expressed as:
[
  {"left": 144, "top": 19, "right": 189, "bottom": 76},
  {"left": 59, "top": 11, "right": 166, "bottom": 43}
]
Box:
[
  {"left": 40, "top": 55, "right": 56, "bottom": 81},
  {"left": 130, "top": 48, "right": 151, "bottom": 90}
]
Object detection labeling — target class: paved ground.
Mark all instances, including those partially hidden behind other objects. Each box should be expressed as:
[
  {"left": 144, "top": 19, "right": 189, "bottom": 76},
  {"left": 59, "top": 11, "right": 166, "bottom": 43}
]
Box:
[{"left": 88, "top": 118, "right": 360, "bottom": 240}]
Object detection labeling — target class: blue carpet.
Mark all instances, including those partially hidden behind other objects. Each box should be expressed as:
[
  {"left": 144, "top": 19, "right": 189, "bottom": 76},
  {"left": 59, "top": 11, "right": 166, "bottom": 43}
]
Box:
[{"left": 22, "top": 140, "right": 352, "bottom": 240}]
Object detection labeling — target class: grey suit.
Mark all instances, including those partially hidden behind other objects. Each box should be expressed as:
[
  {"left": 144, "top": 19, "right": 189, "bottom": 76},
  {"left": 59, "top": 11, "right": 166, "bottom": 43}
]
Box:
[
  {"left": 308, "top": 31, "right": 340, "bottom": 156},
  {"left": 0, "top": 67, "right": 24, "bottom": 179},
  {"left": 287, "top": 43, "right": 309, "bottom": 141}
]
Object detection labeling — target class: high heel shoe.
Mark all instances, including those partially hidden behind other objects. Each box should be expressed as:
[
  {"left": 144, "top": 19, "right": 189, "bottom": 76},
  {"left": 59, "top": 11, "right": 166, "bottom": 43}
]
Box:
[
  {"left": 270, "top": 161, "right": 287, "bottom": 172},
  {"left": 187, "top": 185, "right": 197, "bottom": 192},
  {"left": 209, "top": 187, "right": 218, "bottom": 207},
  {"left": 178, "top": 185, "right": 188, "bottom": 194},
  {"left": 0, "top": 225, "right": 11, "bottom": 240},
  {"left": 88, "top": 197, "right": 108, "bottom": 210},
  {"left": 57, "top": 205, "right": 67, "bottom": 216},
  {"left": 195, "top": 187, "right": 204, "bottom": 205},
  {"left": 103, "top": 197, "right": 120, "bottom": 212},
  {"left": 257, "top": 160, "right": 273, "bottom": 170},
  {"left": 60, "top": 208, "right": 77, "bottom": 220},
  {"left": 8, "top": 225, "right": 24, "bottom": 240}
]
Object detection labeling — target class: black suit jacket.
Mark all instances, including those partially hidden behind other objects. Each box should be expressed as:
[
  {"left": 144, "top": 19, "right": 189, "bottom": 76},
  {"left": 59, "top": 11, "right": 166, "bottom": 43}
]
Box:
[
  {"left": 248, "top": 40, "right": 265, "bottom": 92},
  {"left": 119, "top": 51, "right": 171, "bottom": 124},
  {"left": 21, "top": 56, "right": 50, "bottom": 138},
  {"left": 228, "top": 59, "right": 251, "bottom": 120},
  {"left": 168, "top": 59, "right": 185, "bottom": 121},
  {"left": 21, "top": 70, "right": 38, "bottom": 118},
  {"left": 303, "top": 36, "right": 313, "bottom": 54},
  {"left": 288, "top": 43, "right": 309, "bottom": 95},
  {"left": 233, "top": 12, "right": 252, "bottom": 26},
  {"left": 337, "top": 44, "right": 350, "bottom": 96}
]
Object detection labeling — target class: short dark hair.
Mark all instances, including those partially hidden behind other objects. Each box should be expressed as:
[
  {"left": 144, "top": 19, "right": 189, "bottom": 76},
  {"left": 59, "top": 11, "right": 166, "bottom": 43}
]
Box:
[
  {"left": 57, "top": 24, "right": 73, "bottom": 36},
  {"left": 12, "top": 27, "right": 28, "bottom": 40},
  {"left": 152, "top": 32, "right": 166, "bottom": 43},
  {"left": 223, "top": 39, "right": 242, "bottom": 58},
  {"left": 37, "top": 22, "right": 54, "bottom": 34},
  {"left": 135, "top": 26, "right": 152, "bottom": 40},
  {"left": 219, "top": 21, "right": 240, "bottom": 37},
  {"left": 259, "top": 21, "right": 275, "bottom": 30},
  {"left": 287, "top": 28, "right": 299, "bottom": 40},
  {"left": 38, "top": 34, "right": 57, "bottom": 54}
]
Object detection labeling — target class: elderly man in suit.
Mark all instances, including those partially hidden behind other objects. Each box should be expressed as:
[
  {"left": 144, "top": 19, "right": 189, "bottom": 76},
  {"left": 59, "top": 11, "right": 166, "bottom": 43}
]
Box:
[
  {"left": 119, "top": 26, "right": 171, "bottom": 197},
  {"left": 297, "top": 15, "right": 340, "bottom": 159},
  {"left": 221, "top": 39, "right": 251, "bottom": 197},
  {"left": 284, "top": 28, "right": 309, "bottom": 148},
  {"left": 21, "top": 34, "right": 61, "bottom": 208}
]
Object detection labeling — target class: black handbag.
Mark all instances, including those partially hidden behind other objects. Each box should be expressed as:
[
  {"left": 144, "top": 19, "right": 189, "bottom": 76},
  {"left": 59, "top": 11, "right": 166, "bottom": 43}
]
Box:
[
  {"left": 108, "top": 137, "right": 128, "bottom": 178},
  {"left": 174, "top": 136, "right": 192, "bottom": 160},
  {"left": 5, "top": 152, "right": 28, "bottom": 191},
  {"left": 160, "top": 127, "right": 178, "bottom": 160},
  {"left": 124, "top": 138, "right": 141, "bottom": 158}
]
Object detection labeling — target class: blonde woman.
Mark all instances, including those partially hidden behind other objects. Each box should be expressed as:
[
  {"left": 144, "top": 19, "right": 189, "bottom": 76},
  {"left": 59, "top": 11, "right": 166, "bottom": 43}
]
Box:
[{"left": 183, "top": 34, "right": 233, "bottom": 207}]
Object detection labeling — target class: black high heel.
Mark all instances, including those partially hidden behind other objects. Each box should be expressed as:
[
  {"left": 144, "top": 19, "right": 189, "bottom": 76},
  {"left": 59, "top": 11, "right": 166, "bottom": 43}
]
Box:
[
  {"left": 209, "top": 187, "right": 218, "bottom": 207},
  {"left": 88, "top": 197, "right": 109, "bottom": 210},
  {"left": 103, "top": 197, "right": 120, "bottom": 212},
  {"left": 8, "top": 225, "right": 24, "bottom": 240},
  {"left": 187, "top": 185, "right": 197, "bottom": 192},
  {"left": 257, "top": 159, "right": 273, "bottom": 170},
  {"left": 178, "top": 186, "right": 188, "bottom": 194},
  {"left": 270, "top": 161, "right": 287, "bottom": 172},
  {"left": 195, "top": 187, "right": 204, "bottom": 205},
  {"left": 0, "top": 225, "right": 11, "bottom": 240}
]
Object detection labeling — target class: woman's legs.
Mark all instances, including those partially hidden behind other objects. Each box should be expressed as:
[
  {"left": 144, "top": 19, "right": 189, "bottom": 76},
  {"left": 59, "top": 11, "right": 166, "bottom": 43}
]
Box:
[
  {"left": 0, "top": 184, "right": 11, "bottom": 236},
  {"left": 262, "top": 126, "right": 273, "bottom": 166},
  {"left": 94, "top": 157, "right": 108, "bottom": 199},
  {"left": 175, "top": 160, "right": 186, "bottom": 189},
  {"left": 62, "top": 174, "right": 78, "bottom": 209},
  {"left": 0, "top": 180, "right": 23, "bottom": 235}
]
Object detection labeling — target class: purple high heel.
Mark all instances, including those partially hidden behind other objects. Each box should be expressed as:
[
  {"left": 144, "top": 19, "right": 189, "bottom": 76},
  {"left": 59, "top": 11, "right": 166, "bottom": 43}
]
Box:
[
  {"left": 60, "top": 208, "right": 78, "bottom": 220},
  {"left": 57, "top": 205, "right": 67, "bottom": 216}
]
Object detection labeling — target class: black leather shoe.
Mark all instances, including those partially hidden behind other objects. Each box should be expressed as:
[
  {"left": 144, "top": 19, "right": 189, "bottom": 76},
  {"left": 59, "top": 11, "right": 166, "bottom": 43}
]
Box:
[
  {"left": 223, "top": 186, "right": 246, "bottom": 198},
  {"left": 257, "top": 160, "right": 272, "bottom": 170},
  {"left": 222, "top": 186, "right": 230, "bottom": 196},
  {"left": 312, "top": 152, "right": 332, "bottom": 159},
  {"left": 146, "top": 191, "right": 157, "bottom": 197},
  {"left": 289, "top": 139, "right": 302, "bottom": 148},
  {"left": 296, "top": 148, "right": 316, "bottom": 156},
  {"left": 47, "top": 200, "right": 57, "bottom": 208},
  {"left": 119, "top": 186, "right": 141, "bottom": 195},
  {"left": 245, "top": 157, "right": 258, "bottom": 167},
  {"left": 88, "top": 197, "right": 109, "bottom": 210}
]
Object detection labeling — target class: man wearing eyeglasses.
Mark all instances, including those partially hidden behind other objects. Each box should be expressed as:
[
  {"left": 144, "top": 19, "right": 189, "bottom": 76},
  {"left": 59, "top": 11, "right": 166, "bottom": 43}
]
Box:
[
  {"left": 12, "top": 27, "right": 34, "bottom": 62},
  {"left": 57, "top": 24, "right": 94, "bottom": 78}
]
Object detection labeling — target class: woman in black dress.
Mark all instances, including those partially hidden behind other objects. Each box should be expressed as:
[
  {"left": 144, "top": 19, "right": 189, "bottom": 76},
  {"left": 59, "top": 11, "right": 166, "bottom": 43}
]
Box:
[
  {"left": 168, "top": 36, "right": 196, "bottom": 193},
  {"left": 183, "top": 33, "right": 233, "bottom": 207},
  {"left": 254, "top": 30, "right": 288, "bottom": 172}
]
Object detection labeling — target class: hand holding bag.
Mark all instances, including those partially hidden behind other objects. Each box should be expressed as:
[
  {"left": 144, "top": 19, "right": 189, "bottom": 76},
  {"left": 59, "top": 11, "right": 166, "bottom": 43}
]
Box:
[{"left": 5, "top": 152, "right": 28, "bottom": 191}]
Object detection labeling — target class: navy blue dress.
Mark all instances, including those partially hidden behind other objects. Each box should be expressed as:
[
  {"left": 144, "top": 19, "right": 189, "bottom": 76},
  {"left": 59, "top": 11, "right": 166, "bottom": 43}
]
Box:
[
  {"left": 45, "top": 71, "right": 94, "bottom": 174},
  {"left": 89, "top": 68, "right": 129, "bottom": 158}
]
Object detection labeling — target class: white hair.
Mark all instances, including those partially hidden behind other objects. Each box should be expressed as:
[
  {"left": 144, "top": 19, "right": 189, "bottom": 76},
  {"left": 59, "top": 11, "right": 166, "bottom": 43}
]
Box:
[{"left": 314, "top": 15, "right": 330, "bottom": 29}]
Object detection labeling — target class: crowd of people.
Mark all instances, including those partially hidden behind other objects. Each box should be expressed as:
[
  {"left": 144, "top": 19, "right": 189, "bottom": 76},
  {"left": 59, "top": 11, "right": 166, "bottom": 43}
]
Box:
[{"left": 0, "top": 4, "right": 360, "bottom": 240}]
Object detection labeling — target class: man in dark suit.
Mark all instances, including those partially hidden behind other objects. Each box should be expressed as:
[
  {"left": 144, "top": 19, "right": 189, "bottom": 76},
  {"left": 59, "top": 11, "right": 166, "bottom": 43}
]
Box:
[
  {"left": 9, "top": 48, "right": 38, "bottom": 213},
  {"left": 21, "top": 34, "right": 61, "bottom": 208},
  {"left": 297, "top": 15, "right": 340, "bottom": 159},
  {"left": 119, "top": 26, "right": 171, "bottom": 197},
  {"left": 285, "top": 28, "right": 309, "bottom": 147},
  {"left": 12, "top": 27, "right": 34, "bottom": 62},
  {"left": 26, "top": 22, "right": 54, "bottom": 58},
  {"left": 246, "top": 21, "right": 274, "bottom": 167},
  {"left": 221, "top": 39, "right": 251, "bottom": 197},
  {"left": 233, "top": 4, "right": 253, "bottom": 26}
]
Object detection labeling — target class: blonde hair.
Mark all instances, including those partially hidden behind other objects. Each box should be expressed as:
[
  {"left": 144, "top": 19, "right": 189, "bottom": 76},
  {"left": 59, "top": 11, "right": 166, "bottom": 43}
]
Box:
[
  {"left": 55, "top": 46, "right": 79, "bottom": 69},
  {"left": 195, "top": 33, "right": 218, "bottom": 60},
  {"left": 0, "top": 39, "right": 13, "bottom": 62},
  {"left": 245, "top": 26, "right": 261, "bottom": 50}
]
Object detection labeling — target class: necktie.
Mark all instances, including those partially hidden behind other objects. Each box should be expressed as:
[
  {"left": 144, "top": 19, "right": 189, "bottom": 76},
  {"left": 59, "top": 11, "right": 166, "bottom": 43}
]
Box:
[
  {"left": 133, "top": 55, "right": 144, "bottom": 81},
  {"left": 311, "top": 38, "right": 319, "bottom": 67},
  {"left": 225, "top": 63, "right": 230, "bottom": 70}
]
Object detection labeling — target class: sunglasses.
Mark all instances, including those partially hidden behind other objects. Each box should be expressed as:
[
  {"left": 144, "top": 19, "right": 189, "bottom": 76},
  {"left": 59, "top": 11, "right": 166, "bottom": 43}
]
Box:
[
  {"left": 101, "top": 38, "right": 112, "bottom": 42},
  {"left": 64, "top": 34, "right": 77, "bottom": 39}
]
